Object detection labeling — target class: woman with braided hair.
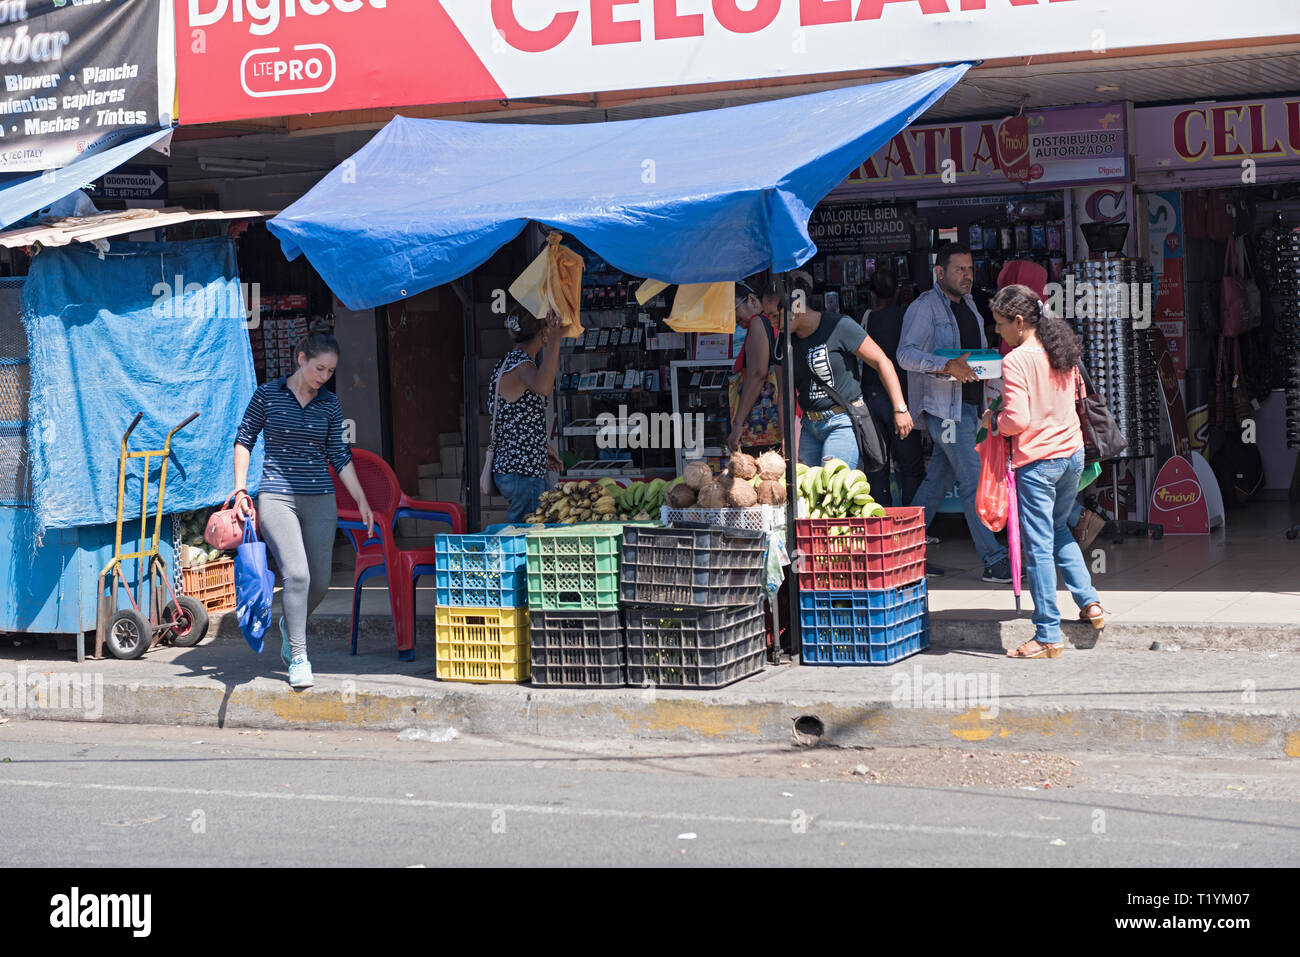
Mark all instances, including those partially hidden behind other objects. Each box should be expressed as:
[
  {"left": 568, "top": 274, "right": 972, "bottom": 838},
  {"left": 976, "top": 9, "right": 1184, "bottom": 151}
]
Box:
[{"left": 984, "top": 284, "right": 1106, "bottom": 660}]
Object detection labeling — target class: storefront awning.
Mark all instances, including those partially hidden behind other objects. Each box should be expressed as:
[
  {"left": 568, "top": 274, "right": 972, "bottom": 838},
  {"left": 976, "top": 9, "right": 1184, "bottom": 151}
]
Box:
[
  {"left": 0, "top": 206, "right": 272, "bottom": 249},
  {"left": 268, "top": 65, "right": 969, "bottom": 311},
  {"left": 0, "top": 127, "right": 174, "bottom": 230}
]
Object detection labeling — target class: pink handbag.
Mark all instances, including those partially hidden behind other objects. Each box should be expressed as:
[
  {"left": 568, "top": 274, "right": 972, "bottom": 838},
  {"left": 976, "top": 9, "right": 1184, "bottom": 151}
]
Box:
[
  {"left": 1220, "top": 240, "right": 1248, "bottom": 338},
  {"left": 205, "top": 491, "right": 257, "bottom": 550}
]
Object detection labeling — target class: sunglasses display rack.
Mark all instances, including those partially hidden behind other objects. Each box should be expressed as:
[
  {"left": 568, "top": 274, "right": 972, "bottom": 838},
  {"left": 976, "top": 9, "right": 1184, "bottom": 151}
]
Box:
[
  {"left": 1071, "top": 258, "right": 1160, "bottom": 460},
  {"left": 1070, "top": 257, "right": 1162, "bottom": 543},
  {"left": 1264, "top": 226, "right": 1300, "bottom": 542},
  {"left": 1269, "top": 227, "right": 1300, "bottom": 452}
]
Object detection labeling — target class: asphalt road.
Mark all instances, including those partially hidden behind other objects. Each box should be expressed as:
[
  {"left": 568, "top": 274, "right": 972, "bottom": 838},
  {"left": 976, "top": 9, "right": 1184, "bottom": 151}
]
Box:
[{"left": 0, "top": 721, "right": 1296, "bottom": 868}]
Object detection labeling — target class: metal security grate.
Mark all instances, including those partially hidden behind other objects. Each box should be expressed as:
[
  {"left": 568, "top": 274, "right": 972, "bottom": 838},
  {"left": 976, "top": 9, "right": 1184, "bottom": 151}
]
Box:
[{"left": 0, "top": 278, "right": 29, "bottom": 506}]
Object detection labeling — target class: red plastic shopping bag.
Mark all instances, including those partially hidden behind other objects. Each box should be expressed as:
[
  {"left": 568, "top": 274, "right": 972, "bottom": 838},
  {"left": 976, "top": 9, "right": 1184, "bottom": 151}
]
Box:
[{"left": 976, "top": 430, "right": 1010, "bottom": 532}]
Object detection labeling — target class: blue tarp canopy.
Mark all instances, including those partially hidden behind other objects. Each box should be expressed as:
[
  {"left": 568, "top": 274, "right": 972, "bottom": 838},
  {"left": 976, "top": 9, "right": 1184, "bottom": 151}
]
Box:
[{"left": 269, "top": 65, "right": 968, "bottom": 310}]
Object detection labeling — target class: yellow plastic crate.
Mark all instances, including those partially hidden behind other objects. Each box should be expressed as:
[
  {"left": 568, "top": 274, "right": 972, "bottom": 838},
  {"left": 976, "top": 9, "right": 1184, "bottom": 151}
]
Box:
[{"left": 434, "top": 605, "right": 531, "bottom": 683}]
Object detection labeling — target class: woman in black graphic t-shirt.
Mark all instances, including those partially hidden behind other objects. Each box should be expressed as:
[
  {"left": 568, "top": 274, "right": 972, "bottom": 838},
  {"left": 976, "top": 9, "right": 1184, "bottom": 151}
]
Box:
[{"left": 788, "top": 292, "right": 913, "bottom": 470}]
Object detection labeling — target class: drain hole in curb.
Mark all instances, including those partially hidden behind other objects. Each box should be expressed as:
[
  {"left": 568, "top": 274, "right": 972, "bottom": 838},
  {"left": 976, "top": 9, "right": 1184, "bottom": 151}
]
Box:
[{"left": 792, "top": 715, "right": 824, "bottom": 745}]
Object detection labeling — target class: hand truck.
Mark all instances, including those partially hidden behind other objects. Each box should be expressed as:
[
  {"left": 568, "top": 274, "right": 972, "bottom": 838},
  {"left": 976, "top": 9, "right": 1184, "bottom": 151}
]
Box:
[{"left": 94, "top": 411, "right": 210, "bottom": 659}]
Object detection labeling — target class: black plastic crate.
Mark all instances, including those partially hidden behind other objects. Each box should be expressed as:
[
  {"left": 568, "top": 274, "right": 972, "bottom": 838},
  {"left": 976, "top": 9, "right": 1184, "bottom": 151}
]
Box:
[
  {"left": 619, "top": 525, "right": 766, "bottom": 608},
  {"left": 623, "top": 601, "right": 767, "bottom": 689},
  {"left": 528, "top": 609, "right": 626, "bottom": 688}
]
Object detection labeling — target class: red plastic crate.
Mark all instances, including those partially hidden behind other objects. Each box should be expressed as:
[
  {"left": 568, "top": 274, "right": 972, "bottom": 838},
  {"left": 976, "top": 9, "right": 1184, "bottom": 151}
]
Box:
[{"left": 795, "top": 507, "right": 926, "bottom": 590}]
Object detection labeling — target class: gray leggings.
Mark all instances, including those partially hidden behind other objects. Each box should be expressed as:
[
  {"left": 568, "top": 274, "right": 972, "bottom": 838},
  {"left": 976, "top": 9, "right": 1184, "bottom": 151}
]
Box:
[{"left": 258, "top": 492, "right": 336, "bottom": 660}]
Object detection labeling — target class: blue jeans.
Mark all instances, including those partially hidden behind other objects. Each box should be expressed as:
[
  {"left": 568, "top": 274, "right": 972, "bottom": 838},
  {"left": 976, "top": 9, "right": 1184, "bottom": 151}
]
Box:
[
  {"left": 911, "top": 403, "right": 1008, "bottom": 567},
  {"left": 798, "top": 411, "right": 860, "bottom": 470},
  {"left": 494, "top": 473, "right": 547, "bottom": 524},
  {"left": 1016, "top": 449, "right": 1100, "bottom": 645}
]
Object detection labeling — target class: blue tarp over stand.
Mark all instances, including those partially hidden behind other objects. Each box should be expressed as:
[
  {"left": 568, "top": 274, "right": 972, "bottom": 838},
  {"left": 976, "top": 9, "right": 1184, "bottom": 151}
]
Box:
[
  {"left": 268, "top": 65, "right": 969, "bottom": 307},
  {"left": 22, "top": 237, "right": 263, "bottom": 539}
]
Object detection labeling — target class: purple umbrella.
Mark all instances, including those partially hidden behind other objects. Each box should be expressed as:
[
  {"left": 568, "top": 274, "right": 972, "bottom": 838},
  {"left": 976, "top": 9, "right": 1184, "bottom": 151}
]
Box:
[{"left": 1005, "top": 460, "right": 1022, "bottom": 613}]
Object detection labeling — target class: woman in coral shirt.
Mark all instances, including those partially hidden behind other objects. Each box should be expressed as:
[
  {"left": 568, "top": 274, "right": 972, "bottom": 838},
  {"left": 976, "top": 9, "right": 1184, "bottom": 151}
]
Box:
[{"left": 982, "top": 284, "right": 1105, "bottom": 659}]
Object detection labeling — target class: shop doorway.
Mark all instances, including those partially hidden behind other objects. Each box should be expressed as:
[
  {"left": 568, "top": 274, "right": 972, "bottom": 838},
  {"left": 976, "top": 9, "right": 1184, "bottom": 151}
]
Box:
[{"left": 385, "top": 289, "right": 464, "bottom": 494}]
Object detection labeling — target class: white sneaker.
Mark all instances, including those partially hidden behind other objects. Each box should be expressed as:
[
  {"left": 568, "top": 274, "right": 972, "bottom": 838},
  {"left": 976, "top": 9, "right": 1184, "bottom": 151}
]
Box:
[{"left": 288, "top": 655, "right": 314, "bottom": 690}]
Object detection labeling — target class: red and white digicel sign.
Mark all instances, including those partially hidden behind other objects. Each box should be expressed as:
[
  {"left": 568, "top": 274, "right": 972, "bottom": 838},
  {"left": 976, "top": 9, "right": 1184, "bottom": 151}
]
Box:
[{"left": 176, "top": 0, "right": 1300, "bottom": 125}]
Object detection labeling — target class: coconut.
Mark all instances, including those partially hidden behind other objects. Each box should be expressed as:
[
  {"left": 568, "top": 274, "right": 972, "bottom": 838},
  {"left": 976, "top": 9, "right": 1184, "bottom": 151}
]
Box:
[
  {"left": 696, "top": 481, "right": 729, "bottom": 509},
  {"left": 729, "top": 452, "right": 758, "bottom": 480},
  {"left": 757, "top": 450, "right": 786, "bottom": 481},
  {"left": 665, "top": 483, "right": 697, "bottom": 508},
  {"left": 683, "top": 460, "right": 713, "bottom": 490},
  {"left": 727, "top": 479, "right": 759, "bottom": 508},
  {"left": 756, "top": 479, "right": 787, "bottom": 506}
]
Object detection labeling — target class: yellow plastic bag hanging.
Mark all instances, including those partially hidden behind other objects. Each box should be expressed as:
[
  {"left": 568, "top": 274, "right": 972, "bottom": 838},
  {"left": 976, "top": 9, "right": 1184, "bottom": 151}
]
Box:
[
  {"left": 665, "top": 282, "right": 736, "bottom": 334},
  {"left": 507, "top": 231, "right": 585, "bottom": 338},
  {"left": 635, "top": 278, "right": 670, "bottom": 306}
]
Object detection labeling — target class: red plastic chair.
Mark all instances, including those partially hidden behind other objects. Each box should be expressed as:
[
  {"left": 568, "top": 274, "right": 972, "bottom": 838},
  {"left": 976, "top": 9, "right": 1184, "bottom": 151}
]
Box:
[{"left": 330, "top": 449, "right": 466, "bottom": 660}]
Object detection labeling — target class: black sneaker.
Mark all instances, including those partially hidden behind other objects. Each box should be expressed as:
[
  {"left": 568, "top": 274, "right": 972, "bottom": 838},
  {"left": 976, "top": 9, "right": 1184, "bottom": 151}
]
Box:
[{"left": 982, "top": 558, "right": 1013, "bottom": 583}]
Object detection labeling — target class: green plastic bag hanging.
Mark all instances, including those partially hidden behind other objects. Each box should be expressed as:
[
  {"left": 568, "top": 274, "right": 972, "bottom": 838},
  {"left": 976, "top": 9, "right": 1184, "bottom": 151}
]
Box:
[{"left": 1078, "top": 460, "right": 1102, "bottom": 491}]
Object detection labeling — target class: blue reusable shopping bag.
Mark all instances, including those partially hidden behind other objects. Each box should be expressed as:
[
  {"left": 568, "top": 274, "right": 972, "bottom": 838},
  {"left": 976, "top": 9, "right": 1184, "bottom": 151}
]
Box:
[{"left": 234, "top": 516, "right": 275, "bottom": 653}]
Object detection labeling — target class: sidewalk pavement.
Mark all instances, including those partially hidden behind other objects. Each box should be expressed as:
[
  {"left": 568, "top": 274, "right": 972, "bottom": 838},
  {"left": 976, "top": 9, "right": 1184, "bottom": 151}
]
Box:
[
  {"left": 3, "top": 505, "right": 1296, "bottom": 756},
  {"left": 3, "top": 621, "right": 1297, "bottom": 759}
]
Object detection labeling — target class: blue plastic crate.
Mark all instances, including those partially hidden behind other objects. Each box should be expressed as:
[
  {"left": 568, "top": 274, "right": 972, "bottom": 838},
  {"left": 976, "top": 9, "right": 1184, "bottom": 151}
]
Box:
[
  {"left": 798, "top": 582, "right": 929, "bottom": 665},
  {"left": 434, "top": 532, "right": 529, "bottom": 607}
]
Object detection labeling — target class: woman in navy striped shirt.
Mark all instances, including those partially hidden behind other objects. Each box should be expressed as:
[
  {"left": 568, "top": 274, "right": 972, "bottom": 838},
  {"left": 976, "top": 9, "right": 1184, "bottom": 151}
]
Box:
[{"left": 233, "top": 333, "right": 374, "bottom": 690}]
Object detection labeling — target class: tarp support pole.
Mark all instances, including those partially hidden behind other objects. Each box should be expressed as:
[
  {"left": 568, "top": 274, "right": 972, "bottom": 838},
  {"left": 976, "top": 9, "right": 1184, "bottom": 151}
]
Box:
[
  {"left": 778, "top": 273, "right": 800, "bottom": 663},
  {"left": 456, "top": 276, "right": 481, "bottom": 531}
]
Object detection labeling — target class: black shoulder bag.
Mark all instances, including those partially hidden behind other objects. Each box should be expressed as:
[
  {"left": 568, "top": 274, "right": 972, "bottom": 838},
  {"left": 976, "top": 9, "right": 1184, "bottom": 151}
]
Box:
[
  {"left": 1075, "top": 363, "right": 1127, "bottom": 464},
  {"left": 809, "top": 367, "right": 888, "bottom": 474}
]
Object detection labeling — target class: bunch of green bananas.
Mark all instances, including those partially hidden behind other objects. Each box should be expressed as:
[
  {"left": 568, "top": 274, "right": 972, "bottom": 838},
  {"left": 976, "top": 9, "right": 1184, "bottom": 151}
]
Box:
[
  {"left": 795, "top": 458, "right": 887, "bottom": 520},
  {"left": 611, "top": 477, "right": 672, "bottom": 519}
]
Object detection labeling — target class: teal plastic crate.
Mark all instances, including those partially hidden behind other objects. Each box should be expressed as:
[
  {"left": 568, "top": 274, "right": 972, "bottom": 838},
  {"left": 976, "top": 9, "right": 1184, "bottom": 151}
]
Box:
[
  {"left": 524, "top": 524, "right": 623, "bottom": 610},
  {"left": 434, "top": 532, "right": 528, "bottom": 607}
]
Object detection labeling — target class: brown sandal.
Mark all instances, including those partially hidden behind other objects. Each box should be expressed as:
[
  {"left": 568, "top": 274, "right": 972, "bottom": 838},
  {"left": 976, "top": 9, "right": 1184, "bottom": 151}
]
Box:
[
  {"left": 1007, "top": 639, "right": 1062, "bottom": 659},
  {"left": 1079, "top": 602, "right": 1106, "bottom": 630}
]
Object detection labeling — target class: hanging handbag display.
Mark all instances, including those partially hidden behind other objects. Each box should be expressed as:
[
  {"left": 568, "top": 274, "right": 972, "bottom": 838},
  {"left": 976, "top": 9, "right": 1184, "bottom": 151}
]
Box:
[
  {"left": 808, "top": 366, "right": 887, "bottom": 474},
  {"left": 1221, "top": 238, "right": 1249, "bottom": 339},
  {"left": 1235, "top": 236, "right": 1262, "bottom": 331},
  {"left": 1231, "top": 335, "right": 1253, "bottom": 426},
  {"left": 1206, "top": 189, "right": 1238, "bottom": 242},
  {"left": 205, "top": 490, "right": 256, "bottom": 550},
  {"left": 1075, "top": 364, "right": 1127, "bottom": 464}
]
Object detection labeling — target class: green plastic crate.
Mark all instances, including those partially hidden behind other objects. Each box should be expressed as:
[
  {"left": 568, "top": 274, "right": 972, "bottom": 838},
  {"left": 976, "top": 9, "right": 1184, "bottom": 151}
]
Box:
[{"left": 525, "top": 524, "right": 623, "bottom": 610}]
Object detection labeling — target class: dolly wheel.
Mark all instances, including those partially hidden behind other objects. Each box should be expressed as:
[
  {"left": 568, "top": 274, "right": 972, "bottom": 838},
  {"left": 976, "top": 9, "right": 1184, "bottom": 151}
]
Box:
[
  {"left": 105, "top": 609, "right": 152, "bottom": 660},
  {"left": 163, "top": 596, "right": 209, "bottom": 648},
  {"left": 1288, "top": 528, "right": 1298, "bottom": 541}
]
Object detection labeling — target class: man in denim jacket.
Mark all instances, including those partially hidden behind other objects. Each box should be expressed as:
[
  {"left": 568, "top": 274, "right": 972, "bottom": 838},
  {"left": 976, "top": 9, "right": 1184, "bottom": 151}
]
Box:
[{"left": 898, "top": 243, "right": 1012, "bottom": 583}]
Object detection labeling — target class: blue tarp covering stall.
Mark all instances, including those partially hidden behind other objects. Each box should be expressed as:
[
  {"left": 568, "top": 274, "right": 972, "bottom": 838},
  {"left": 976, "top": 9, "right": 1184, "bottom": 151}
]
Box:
[
  {"left": 22, "top": 237, "right": 263, "bottom": 539},
  {"left": 268, "top": 65, "right": 969, "bottom": 308}
]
